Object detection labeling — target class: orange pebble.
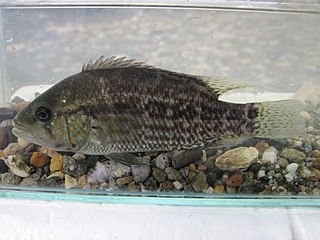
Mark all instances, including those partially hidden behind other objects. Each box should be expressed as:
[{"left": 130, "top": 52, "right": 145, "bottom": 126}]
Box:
[{"left": 30, "top": 152, "right": 50, "bottom": 168}]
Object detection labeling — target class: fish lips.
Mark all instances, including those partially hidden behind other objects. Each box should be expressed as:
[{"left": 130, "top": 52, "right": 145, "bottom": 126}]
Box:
[{"left": 12, "top": 119, "right": 33, "bottom": 140}]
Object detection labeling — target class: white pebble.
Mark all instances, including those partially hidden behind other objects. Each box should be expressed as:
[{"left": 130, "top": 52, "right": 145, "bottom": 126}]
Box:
[
  {"left": 286, "top": 163, "right": 299, "bottom": 175},
  {"left": 173, "top": 181, "right": 183, "bottom": 190},
  {"left": 5, "top": 155, "right": 30, "bottom": 177},
  {"left": 65, "top": 174, "right": 77, "bottom": 189},
  {"left": 204, "top": 186, "right": 214, "bottom": 194},
  {"left": 257, "top": 170, "right": 266, "bottom": 179},
  {"left": 262, "top": 151, "right": 277, "bottom": 164},
  {"left": 285, "top": 173, "right": 294, "bottom": 183},
  {"left": 72, "top": 153, "right": 86, "bottom": 161}
]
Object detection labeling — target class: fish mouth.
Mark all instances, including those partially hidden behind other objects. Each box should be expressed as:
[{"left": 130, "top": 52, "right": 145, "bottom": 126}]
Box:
[{"left": 12, "top": 119, "right": 32, "bottom": 140}]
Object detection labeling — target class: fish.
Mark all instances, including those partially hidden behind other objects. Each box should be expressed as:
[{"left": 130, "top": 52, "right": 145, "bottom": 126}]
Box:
[{"left": 12, "top": 56, "right": 305, "bottom": 165}]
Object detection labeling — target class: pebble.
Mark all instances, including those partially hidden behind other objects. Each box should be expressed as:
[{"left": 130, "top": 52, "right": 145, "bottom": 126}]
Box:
[
  {"left": 188, "top": 171, "right": 197, "bottom": 181},
  {"left": 312, "top": 169, "right": 320, "bottom": 181},
  {"left": 0, "top": 159, "right": 9, "bottom": 173},
  {"left": 277, "top": 158, "right": 289, "bottom": 168},
  {"left": 4, "top": 143, "right": 24, "bottom": 155},
  {"left": 0, "top": 172, "right": 21, "bottom": 185},
  {"left": 173, "top": 181, "right": 183, "bottom": 190},
  {"left": 50, "top": 154, "right": 64, "bottom": 172},
  {"left": 249, "top": 162, "right": 262, "bottom": 173},
  {"left": 128, "top": 181, "right": 138, "bottom": 192},
  {"left": 226, "top": 186, "right": 236, "bottom": 194},
  {"left": 65, "top": 174, "right": 77, "bottom": 189},
  {"left": 87, "top": 162, "right": 108, "bottom": 183},
  {"left": 47, "top": 171, "right": 64, "bottom": 180},
  {"left": 312, "top": 158, "right": 320, "bottom": 170},
  {"left": 165, "top": 167, "right": 182, "bottom": 181},
  {"left": 197, "top": 164, "right": 207, "bottom": 172},
  {"left": 204, "top": 186, "right": 214, "bottom": 194},
  {"left": 280, "top": 148, "right": 306, "bottom": 164},
  {"left": 226, "top": 173, "right": 243, "bottom": 187},
  {"left": 257, "top": 170, "right": 266, "bottom": 180},
  {"left": 62, "top": 155, "right": 87, "bottom": 178},
  {"left": 152, "top": 167, "right": 167, "bottom": 183},
  {"left": 299, "top": 166, "right": 312, "bottom": 178},
  {"left": 5, "top": 155, "right": 31, "bottom": 177},
  {"left": 214, "top": 184, "right": 225, "bottom": 193},
  {"left": 78, "top": 175, "right": 87, "bottom": 187},
  {"left": 261, "top": 147, "right": 278, "bottom": 164},
  {"left": 189, "top": 163, "right": 196, "bottom": 171},
  {"left": 155, "top": 154, "right": 171, "bottom": 169},
  {"left": 0, "top": 150, "right": 5, "bottom": 158},
  {"left": 144, "top": 176, "right": 159, "bottom": 191},
  {"left": 160, "top": 180, "right": 173, "bottom": 189},
  {"left": 255, "top": 140, "right": 270, "bottom": 156},
  {"left": 104, "top": 161, "right": 131, "bottom": 179},
  {"left": 30, "top": 152, "right": 50, "bottom": 168},
  {"left": 191, "top": 173, "right": 208, "bottom": 192},
  {"left": 72, "top": 153, "right": 86, "bottom": 161},
  {"left": 116, "top": 176, "right": 133, "bottom": 186},
  {"left": 312, "top": 188, "right": 320, "bottom": 195},
  {"left": 285, "top": 173, "right": 294, "bottom": 183},
  {"left": 286, "top": 163, "right": 299, "bottom": 175},
  {"left": 39, "top": 147, "right": 59, "bottom": 158},
  {"left": 131, "top": 165, "right": 151, "bottom": 183},
  {"left": 215, "top": 147, "right": 258, "bottom": 171},
  {"left": 172, "top": 149, "right": 203, "bottom": 169}
]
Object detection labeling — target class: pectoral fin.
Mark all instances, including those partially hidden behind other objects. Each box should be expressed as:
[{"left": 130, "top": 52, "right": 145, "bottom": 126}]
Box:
[{"left": 105, "top": 153, "right": 150, "bottom": 166}]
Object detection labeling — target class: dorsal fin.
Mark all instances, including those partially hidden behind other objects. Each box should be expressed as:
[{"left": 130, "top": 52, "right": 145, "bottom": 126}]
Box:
[
  {"left": 82, "top": 56, "right": 154, "bottom": 72},
  {"left": 200, "top": 76, "right": 252, "bottom": 96}
]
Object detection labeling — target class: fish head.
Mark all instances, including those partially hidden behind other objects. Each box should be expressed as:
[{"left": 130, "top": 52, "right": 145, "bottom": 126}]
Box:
[{"left": 12, "top": 95, "right": 90, "bottom": 152}]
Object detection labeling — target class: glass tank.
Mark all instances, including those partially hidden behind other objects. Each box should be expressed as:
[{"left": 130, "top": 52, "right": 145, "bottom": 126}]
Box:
[{"left": 0, "top": 0, "right": 320, "bottom": 207}]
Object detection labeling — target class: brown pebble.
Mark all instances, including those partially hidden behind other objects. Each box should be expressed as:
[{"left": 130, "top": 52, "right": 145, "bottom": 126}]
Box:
[
  {"left": 78, "top": 175, "right": 87, "bottom": 187},
  {"left": 214, "top": 184, "right": 225, "bottom": 193},
  {"left": 15, "top": 101, "right": 30, "bottom": 112},
  {"left": 128, "top": 181, "right": 138, "bottom": 192},
  {"left": 197, "top": 164, "right": 207, "bottom": 172},
  {"left": 226, "top": 173, "right": 243, "bottom": 187},
  {"left": 312, "top": 150, "right": 320, "bottom": 158},
  {"left": 189, "top": 163, "right": 196, "bottom": 171},
  {"left": 0, "top": 150, "right": 6, "bottom": 158},
  {"left": 116, "top": 176, "right": 133, "bottom": 186},
  {"left": 30, "top": 152, "right": 50, "bottom": 168},
  {"left": 160, "top": 180, "right": 173, "bottom": 189},
  {"left": 50, "top": 154, "right": 64, "bottom": 172},
  {"left": 313, "top": 158, "right": 320, "bottom": 170},
  {"left": 255, "top": 140, "right": 269, "bottom": 156}
]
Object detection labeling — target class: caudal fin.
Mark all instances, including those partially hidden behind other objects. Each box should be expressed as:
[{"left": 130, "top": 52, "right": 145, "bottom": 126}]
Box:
[{"left": 253, "top": 100, "right": 305, "bottom": 139}]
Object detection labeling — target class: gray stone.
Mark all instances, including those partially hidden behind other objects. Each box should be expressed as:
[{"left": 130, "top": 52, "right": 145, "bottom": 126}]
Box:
[
  {"left": 144, "top": 176, "right": 159, "bottom": 191},
  {"left": 62, "top": 155, "right": 87, "bottom": 178},
  {"left": 152, "top": 167, "right": 167, "bottom": 183},
  {"left": 0, "top": 172, "right": 22, "bottom": 185},
  {"left": 132, "top": 165, "right": 151, "bottom": 183},
  {"left": 165, "top": 167, "right": 182, "bottom": 181},
  {"left": 155, "top": 154, "right": 171, "bottom": 170},
  {"left": 215, "top": 147, "right": 258, "bottom": 171},
  {"left": 286, "top": 163, "right": 299, "bottom": 175},
  {"left": 172, "top": 149, "right": 203, "bottom": 169}
]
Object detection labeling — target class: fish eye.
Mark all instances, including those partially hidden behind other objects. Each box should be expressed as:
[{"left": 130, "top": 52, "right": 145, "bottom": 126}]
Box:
[{"left": 35, "top": 106, "right": 52, "bottom": 122}]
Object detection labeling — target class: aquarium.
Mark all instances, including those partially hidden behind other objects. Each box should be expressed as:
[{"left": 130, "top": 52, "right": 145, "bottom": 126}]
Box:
[{"left": 0, "top": 0, "right": 320, "bottom": 207}]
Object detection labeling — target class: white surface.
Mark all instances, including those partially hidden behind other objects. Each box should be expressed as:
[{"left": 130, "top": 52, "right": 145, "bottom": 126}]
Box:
[{"left": 0, "top": 198, "right": 319, "bottom": 240}]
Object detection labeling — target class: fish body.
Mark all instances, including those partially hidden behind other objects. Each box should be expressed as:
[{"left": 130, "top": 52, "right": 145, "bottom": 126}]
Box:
[{"left": 12, "top": 56, "right": 304, "bottom": 160}]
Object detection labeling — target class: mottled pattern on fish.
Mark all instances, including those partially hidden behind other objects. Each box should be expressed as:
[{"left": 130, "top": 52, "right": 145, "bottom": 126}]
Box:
[
  {"left": 48, "top": 67, "right": 257, "bottom": 154},
  {"left": 12, "top": 56, "right": 304, "bottom": 157}
]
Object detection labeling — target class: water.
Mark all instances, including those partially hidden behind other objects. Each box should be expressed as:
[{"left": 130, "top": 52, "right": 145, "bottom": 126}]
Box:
[{"left": 0, "top": 2, "right": 320, "bottom": 205}]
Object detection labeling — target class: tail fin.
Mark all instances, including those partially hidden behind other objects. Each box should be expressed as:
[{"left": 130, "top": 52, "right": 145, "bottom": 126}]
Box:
[{"left": 253, "top": 100, "right": 305, "bottom": 139}]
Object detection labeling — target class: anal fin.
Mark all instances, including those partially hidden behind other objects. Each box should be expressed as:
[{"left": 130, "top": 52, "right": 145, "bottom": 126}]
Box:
[{"left": 105, "top": 153, "right": 150, "bottom": 166}]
